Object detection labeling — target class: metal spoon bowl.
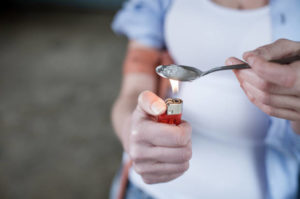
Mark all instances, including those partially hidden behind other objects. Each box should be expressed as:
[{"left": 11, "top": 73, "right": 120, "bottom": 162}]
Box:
[
  {"left": 156, "top": 55, "right": 300, "bottom": 82},
  {"left": 156, "top": 64, "right": 249, "bottom": 81}
]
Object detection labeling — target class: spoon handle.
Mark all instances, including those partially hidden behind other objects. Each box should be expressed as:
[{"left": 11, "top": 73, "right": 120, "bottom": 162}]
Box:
[
  {"left": 201, "top": 55, "right": 300, "bottom": 77},
  {"left": 201, "top": 64, "right": 249, "bottom": 76}
]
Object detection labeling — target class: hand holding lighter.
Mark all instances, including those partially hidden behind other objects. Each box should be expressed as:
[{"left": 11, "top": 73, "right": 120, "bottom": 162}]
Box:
[{"left": 156, "top": 98, "right": 183, "bottom": 125}]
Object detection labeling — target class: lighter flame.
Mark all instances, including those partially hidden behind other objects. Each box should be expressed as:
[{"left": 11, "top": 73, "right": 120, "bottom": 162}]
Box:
[{"left": 170, "top": 79, "right": 179, "bottom": 93}]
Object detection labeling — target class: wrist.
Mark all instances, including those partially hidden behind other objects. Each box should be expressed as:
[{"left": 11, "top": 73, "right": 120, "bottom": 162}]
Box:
[
  {"left": 291, "top": 121, "right": 300, "bottom": 135},
  {"left": 112, "top": 112, "right": 132, "bottom": 153},
  {"left": 121, "top": 117, "right": 132, "bottom": 153}
]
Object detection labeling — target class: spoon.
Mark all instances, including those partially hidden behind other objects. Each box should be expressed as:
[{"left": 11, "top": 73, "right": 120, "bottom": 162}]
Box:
[{"left": 156, "top": 55, "right": 300, "bottom": 81}]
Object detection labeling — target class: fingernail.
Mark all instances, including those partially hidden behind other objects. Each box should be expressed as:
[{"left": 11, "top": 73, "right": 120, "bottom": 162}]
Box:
[
  {"left": 226, "top": 60, "right": 233, "bottom": 65},
  {"left": 151, "top": 101, "right": 165, "bottom": 115},
  {"left": 244, "top": 51, "right": 255, "bottom": 60}
]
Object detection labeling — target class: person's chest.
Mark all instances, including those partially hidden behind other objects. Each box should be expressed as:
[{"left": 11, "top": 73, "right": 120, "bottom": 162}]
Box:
[
  {"left": 165, "top": 0, "right": 272, "bottom": 69},
  {"left": 164, "top": 0, "right": 272, "bottom": 142}
]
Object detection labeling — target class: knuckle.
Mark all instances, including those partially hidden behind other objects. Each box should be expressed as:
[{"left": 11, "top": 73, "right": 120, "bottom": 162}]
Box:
[
  {"left": 188, "top": 148, "right": 193, "bottom": 159},
  {"left": 186, "top": 147, "right": 193, "bottom": 160},
  {"left": 131, "top": 124, "right": 144, "bottom": 142},
  {"left": 246, "top": 91, "right": 255, "bottom": 102},
  {"left": 175, "top": 134, "right": 188, "bottom": 146},
  {"left": 142, "top": 177, "right": 155, "bottom": 184},
  {"left": 258, "top": 80, "right": 271, "bottom": 92},
  {"left": 254, "top": 60, "right": 265, "bottom": 72},
  {"left": 253, "top": 47, "right": 265, "bottom": 56},
  {"left": 254, "top": 46, "right": 271, "bottom": 59},
  {"left": 293, "top": 114, "right": 300, "bottom": 121},
  {"left": 182, "top": 122, "right": 192, "bottom": 133},
  {"left": 182, "top": 162, "right": 190, "bottom": 172},
  {"left": 130, "top": 130, "right": 140, "bottom": 143},
  {"left": 296, "top": 114, "right": 300, "bottom": 121},
  {"left": 275, "top": 39, "right": 294, "bottom": 52},
  {"left": 180, "top": 148, "right": 192, "bottom": 162},
  {"left": 133, "top": 164, "right": 144, "bottom": 175},
  {"left": 248, "top": 56, "right": 262, "bottom": 68},
  {"left": 263, "top": 106, "right": 275, "bottom": 116},
  {"left": 129, "top": 147, "right": 144, "bottom": 162},
  {"left": 276, "top": 38, "right": 288, "bottom": 45},
  {"left": 282, "top": 75, "right": 296, "bottom": 88},
  {"left": 176, "top": 127, "right": 190, "bottom": 146},
  {"left": 134, "top": 122, "right": 143, "bottom": 134},
  {"left": 185, "top": 125, "right": 192, "bottom": 139},
  {"left": 177, "top": 162, "right": 190, "bottom": 173},
  {"left": 260, "top": 92, "right": 272, "bottom": 105},
  {"left": 178, "top": 151, "right": 186, "bottom": 163}
]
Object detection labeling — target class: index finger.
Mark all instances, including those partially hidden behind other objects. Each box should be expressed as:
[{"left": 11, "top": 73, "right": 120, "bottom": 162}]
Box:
[{"left": 247, "top": 55, "right": 297, "bottom": 88}]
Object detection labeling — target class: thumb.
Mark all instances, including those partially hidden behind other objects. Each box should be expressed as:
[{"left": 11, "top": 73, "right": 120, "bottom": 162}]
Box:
[
  {"left": 225, "top": 57, "right": 246, "bottom": 84},
  {"left": 137, "top": 91, "right": 166, "bottom": 116},
  {"left": 225, "top": 57, "right": 245, "bottom": 66}
]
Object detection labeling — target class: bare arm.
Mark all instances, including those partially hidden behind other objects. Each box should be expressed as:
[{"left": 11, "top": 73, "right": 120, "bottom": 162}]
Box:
[
  {"left": 111, "top": 41, "right": 160, "bottom": 152},
  {"left": 111, "top": 41, "right": 192, "bottom": 184}
]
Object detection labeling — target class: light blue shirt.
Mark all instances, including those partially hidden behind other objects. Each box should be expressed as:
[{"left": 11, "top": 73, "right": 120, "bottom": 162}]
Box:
[{"left": 112, "top": 0, "right": 300, "bottom": 198}]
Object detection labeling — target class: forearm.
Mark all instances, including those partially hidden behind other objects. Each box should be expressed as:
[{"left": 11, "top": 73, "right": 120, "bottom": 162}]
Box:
[
  {"left": 111, "top": 95, "right": 135, "bottom": 152},
  {"left": 111, "top": 74, "right": 156, "bottom": 152},
  {"left": 111, "top": 41, "right": 161, "bottom": 151}
]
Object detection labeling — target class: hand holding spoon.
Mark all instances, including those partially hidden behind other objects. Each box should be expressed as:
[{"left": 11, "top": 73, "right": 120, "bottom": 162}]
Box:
[{"left": 156, "top": 56, "right": 300, "bottom": 81}]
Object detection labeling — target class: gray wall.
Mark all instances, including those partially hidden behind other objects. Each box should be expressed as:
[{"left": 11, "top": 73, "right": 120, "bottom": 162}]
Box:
[{"left": 12, "top": 0, "right": 125, "bottom": 9}]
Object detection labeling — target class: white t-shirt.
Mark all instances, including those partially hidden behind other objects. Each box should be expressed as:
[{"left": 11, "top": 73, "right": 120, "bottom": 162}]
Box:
[{"left": 130, "top": 0, "right": 272, "bottom": 198}]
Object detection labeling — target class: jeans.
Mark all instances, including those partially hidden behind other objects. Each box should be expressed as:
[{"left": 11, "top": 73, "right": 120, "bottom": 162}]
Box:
[{"left": 110, "top": 167, "right": 155, "bottom": 199}]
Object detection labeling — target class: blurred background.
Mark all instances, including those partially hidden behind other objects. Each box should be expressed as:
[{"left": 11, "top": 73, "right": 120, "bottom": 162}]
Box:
[
  {"left": 0, "top": 0, "right": 125, "bottom": 198},
  {"left": 0, "top": 1, "right": 299, "bottom": 199}
]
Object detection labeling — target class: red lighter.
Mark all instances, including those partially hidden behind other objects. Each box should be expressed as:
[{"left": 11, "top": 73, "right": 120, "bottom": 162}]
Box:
[{"left": 156, "top": 98, "right": 183, "bottom": 125}]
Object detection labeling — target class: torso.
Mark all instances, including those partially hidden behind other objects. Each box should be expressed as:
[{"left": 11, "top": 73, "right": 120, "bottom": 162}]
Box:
[
  {"left": 212, "top": 0, "right": 269, "bottom": 10},
  {"left": 130, "top": 0, "right": 272, "bottom": 198}
]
